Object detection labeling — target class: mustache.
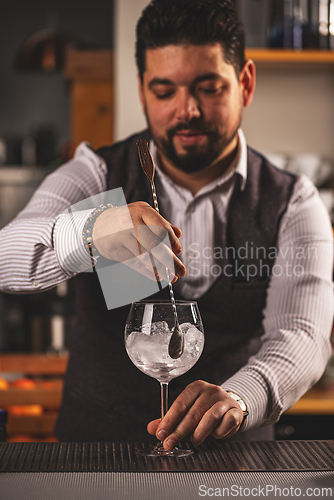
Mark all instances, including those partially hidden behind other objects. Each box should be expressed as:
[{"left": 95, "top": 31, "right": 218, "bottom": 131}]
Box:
[{"left": 167, "top": 119, "right": 218, "bottom": 136}]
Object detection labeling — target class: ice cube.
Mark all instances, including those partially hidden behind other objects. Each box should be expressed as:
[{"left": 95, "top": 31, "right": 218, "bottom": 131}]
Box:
[
  {"left": 128, "top": 325, "right": 171, "bottom": 365},
  {"left": 149, "top": 320, "right": 170, "bottom": 335},
  {"left": 182, "top": 325, "right": 204, "bottom": 358},
  {"left": 139, "top": 335, "right": 166, "bottom": 363},
  {"left": 180, "top": 322, "right": 193, "bottom": 334}
]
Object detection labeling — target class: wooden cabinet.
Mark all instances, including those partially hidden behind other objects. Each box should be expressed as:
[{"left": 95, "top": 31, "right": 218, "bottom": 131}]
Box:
[
  {"left": 64, "top": 48, "right": 114, "bottom": 153},
  {"left": 0, "top": 354, "right": 68, "bottom": 440}
]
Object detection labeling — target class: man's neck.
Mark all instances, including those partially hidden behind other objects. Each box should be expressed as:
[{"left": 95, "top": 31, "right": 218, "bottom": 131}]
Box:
[{"left": 156, "top": 135, "right": 239, "bottom": 196}]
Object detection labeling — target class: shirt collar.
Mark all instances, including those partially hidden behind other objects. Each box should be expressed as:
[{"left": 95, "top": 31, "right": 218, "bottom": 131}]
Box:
[{"left": 150, "top": 128, "right": 247, "bottom": 194}]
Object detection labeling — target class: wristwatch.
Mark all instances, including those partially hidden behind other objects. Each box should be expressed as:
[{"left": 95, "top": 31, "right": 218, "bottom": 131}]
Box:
[{"left": 225, "top": 391, "right": 249, "bottom": 427}]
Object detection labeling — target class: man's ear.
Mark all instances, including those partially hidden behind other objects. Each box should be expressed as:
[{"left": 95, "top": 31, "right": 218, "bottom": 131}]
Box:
[
  {"left": 240, "top": 60, "right": 256, "bottom": 108},
  {"left": 138, "top": 74, "right": 146, "bottom": 115}
]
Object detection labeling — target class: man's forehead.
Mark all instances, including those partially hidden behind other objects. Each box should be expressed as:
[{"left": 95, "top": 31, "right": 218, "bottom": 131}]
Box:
[
  {"left": 145, "top": 43, "right": 225, "bottom": 64},
  {"left": 143, "top": 43, "right": 235, "bottom": 83}
]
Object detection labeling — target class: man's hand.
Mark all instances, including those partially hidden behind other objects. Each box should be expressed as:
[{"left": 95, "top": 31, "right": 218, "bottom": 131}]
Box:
[
  {"left": 147, "top": 381, "right": 245, "bottom": 450},
  {"left": 92, "top": 201, "right": 186, "bottom": 282}
]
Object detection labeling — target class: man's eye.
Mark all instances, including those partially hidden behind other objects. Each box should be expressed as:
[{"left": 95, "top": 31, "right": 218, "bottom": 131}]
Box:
[
  {"left": 155, "top": 92, "right": 174, "bottom": 100},
  {"left": 198, "top": 87, "right": 222, "bottom": 95}
]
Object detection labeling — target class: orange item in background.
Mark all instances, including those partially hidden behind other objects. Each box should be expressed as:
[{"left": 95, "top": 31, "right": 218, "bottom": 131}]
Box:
[
  {"left": 7, "top": 434, "right": 36, "bottom": 442},
  {"left": 11, "top": 378, "right": 37, "bottom": 390},
  {"left": 7, "top": 405, "right": 43, "bottom": 416},
  {"left": 0, "top": 377, "right": 9, "bottom": 390}
]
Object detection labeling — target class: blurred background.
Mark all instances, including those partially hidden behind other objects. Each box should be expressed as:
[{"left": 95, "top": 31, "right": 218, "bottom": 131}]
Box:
[{"left": 0, "top": 0, "right": 333, "bottom": 442}]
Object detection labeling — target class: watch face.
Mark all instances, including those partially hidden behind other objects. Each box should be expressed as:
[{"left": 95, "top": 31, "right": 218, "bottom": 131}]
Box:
[
  {"left": 227, "top": 391, "right": 247, "bottom": 413},
  {"left": 237, "top": 400, "right": 247, "bottom": 413}
]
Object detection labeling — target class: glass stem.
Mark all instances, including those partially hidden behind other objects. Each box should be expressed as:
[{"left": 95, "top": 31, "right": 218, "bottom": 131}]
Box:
[{"left": 160, "top": 382, "right": 169, "bottom": 445}]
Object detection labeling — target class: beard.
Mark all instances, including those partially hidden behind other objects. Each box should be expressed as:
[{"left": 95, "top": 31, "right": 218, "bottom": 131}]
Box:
[{"left": 146, "top": 115, "right": 242, "bottom": 174}]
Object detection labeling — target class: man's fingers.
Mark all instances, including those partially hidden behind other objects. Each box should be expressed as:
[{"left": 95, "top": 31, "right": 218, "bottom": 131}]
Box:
[
  {"left": 147, "top": 419, "right": 161, "bottom": 436},
  {"left": 162, "top": 404, "right": 242, "bottom": 450},
  {"left": 156, "top": 381, "right": 205, "bottom": 440},
  {"left": 125, "top": 253, "right": 159, "bottom": 281},
  {"left": 94, "top": 224, "right": 185, "bottom": 281},
  {"left": 93, "top": 229, "right": 159, "bottom": 280},
  {"left": 152, "top": 382, "right": 245, "bottom": 450},
  {"left": 161, "top": 409, "right": 204, "bottom": 451},
  {"left": 92, "top": 202, "right": 185, "bottom": 279},
  {"left": 170, "top": 224, "right": 182, "bottom": 239},
  {"left": 134, "top": 225, "right": 183, "bottom": 280},
  {"left": 155, "top": 381, "right": 222, "bottom": 449},
  {"left": 160, "top": 396, "right": 224, "bottom": 450},
  {"left": 140, "top": 207, "right": 183, "bottom": 256},
  {"left": 190, "top": 402, "right": 227, "bottom": 445},
  {"left": 192, "top": 406, "right": 242, "bottom": 445},
  {"left": 134, "top": 223, "right": 186, "bottom": 279}
]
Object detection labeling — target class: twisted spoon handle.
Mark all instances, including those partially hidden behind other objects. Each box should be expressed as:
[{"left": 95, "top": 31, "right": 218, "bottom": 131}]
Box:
[
  {"left": 150, "top": 178, "right": 179, "bottom": 343},
  {"left": 136, "top": 140, "right": 184, "bottom": 358},
  {"left": 151, "top": 181, "right": 160, "bottom": 213}
]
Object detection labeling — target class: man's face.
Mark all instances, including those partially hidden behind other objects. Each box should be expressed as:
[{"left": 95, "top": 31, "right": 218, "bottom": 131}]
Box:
[{"left": 139, "top": 43, "right": 252, "bottom": 173}]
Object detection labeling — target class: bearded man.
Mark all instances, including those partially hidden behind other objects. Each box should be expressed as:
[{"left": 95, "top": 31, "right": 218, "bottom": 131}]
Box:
[{"left": 0, "top": 0, "right": 332, "bottom": 448}]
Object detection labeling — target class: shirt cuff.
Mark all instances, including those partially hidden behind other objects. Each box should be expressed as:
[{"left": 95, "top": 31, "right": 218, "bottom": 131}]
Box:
[
  {"left": 53, "top": 208, "right": 95, "bottom": 274},
  {"left": 222, "top": 371, "right": 271, "bottom": 430}
]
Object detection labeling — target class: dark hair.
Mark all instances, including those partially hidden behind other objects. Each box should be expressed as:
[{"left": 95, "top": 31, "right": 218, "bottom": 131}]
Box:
[{"left": 135, "top": 0, "right": 245, "bottom": 80}]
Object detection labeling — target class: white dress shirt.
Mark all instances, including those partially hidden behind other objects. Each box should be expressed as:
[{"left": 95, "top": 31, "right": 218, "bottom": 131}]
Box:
[
  {"left": 0, "top": 129, "right": 333, "bottom": 431},
  {"left": 152, "top": 130, "right": 247, "bottom": 299}
]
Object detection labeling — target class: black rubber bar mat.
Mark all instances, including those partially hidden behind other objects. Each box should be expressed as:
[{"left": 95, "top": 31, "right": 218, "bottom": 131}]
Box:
[{"left": 0, "top": 440, "right": 333, "bottom": 472}]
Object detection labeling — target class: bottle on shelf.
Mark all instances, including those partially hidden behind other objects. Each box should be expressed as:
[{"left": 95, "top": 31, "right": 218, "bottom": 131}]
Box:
[
  {"left": 267, "top": 0, "right": 332, "bottom": 50},
  {"left": 319, "top": 0, "right": 330, "bottom": 48},
  {"left": 329, "top": 0, "right": 334, "bottom": 48}
]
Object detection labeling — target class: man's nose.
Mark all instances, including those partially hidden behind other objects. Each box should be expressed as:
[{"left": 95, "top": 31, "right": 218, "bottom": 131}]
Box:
[{"left": 175, "top": 90, "right": 201, "bottom": 121}]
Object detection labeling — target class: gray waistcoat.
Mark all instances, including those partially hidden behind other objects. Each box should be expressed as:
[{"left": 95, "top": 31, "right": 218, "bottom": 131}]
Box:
[{"left": 55, "top": 130, "right": 295, "bottom": 443}]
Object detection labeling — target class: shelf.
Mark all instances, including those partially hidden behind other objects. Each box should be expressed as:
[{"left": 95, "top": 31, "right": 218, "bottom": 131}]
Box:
[
  {"left": 0, "top": 354, "right": 66, "bottom": 437},
  {"left": 245, "top": 48, "right": 334, "bottom": 69},
  {"left": 7, "top": 414, "right": 57, "bottom": 434},
  {"left": 0, "top": 354, "right": 68, "bottom": 375},
  {"left": 0, "top": 387, "right": 63, "bottom": 409}
]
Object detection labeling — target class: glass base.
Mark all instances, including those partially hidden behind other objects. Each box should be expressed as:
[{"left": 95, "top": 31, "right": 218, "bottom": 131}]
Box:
[{"left": 136, "top": 443, "right": 193, "bottom": 458}]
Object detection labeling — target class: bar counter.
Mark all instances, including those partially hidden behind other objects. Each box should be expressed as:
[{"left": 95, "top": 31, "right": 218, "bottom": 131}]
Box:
[{"left": 0, "top": 440, "right": 333, "bottom": 499}]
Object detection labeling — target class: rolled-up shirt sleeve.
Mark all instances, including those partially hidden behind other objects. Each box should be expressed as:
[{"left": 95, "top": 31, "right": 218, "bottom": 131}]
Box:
[
  {"left": 223, "top": 175, "right": 334, "bottom": 430},
  {"left": 0, "top": 143, "right": 107, "bottom": 293}
]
